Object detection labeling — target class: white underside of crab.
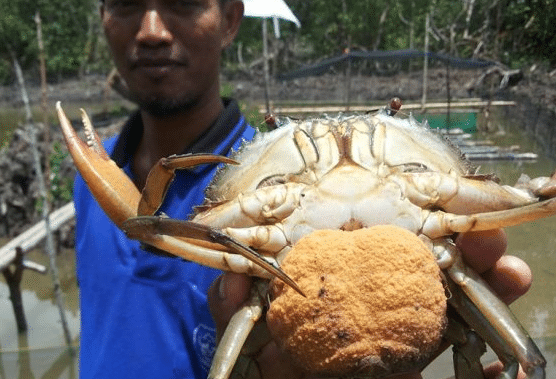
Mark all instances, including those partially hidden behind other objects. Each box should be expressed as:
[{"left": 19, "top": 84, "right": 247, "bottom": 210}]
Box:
[{"left": 192, "top": 113, "right": 541, "bottom": 266}]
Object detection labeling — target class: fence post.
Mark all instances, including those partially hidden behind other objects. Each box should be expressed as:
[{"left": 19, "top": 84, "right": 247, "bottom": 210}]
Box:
[{"left": 1, "top": 247, "right": 27, "bottom": 332}]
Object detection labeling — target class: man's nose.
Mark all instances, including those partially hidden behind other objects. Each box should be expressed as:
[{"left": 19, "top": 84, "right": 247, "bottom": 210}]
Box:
[{"left": 136, "top": 9, "right": 172, "bottom": 45}]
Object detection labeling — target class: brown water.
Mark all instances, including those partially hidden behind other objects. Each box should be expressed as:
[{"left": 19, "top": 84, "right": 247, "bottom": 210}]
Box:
[
  {"left": 1, "top": 114, "right": 556, "bottom": 378},
  {"left": 0, "top": 247, "right": 80, "bottom": 378}
]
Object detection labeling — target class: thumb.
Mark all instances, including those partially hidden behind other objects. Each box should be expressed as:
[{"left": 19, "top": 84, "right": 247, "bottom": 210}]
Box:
[{"left": 208, "top": 272, "right": 253, "bottom": 339}]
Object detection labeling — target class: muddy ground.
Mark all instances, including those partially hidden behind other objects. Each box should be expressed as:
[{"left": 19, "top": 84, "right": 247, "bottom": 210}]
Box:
[{"left": 0, "top": 65, "right": 555, "bottom": 240}]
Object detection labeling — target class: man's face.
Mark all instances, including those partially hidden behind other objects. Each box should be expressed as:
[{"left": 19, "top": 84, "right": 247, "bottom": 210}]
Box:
[{"left": 101, "top": 0, "right": 241, "bottom": 116}]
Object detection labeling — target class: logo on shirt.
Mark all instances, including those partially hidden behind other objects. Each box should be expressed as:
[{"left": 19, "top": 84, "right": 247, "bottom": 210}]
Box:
[{"left": 193, "top": 323, "right": 216, "bottom": 371}]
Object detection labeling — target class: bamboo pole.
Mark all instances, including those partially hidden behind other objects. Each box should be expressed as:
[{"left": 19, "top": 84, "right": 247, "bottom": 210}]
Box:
[
  {"left": 446, "top": 63, "right": 451, "bottom": 127},
  {"left": 10, "top": 51, "right": 73, "bottom": 349},
  {"left": 262, "top": 18, "right": 271, "bottom": 115},
  {"left": 0, "top": 202, "right": 75, "bottom": 271},
  {"left": 33, "top": 12, "right": 73, "bottom": 349},
  {"left": 35, "top": 12, "right": 51, "bottom": 188},
  {"left": 421, "top": 13, "right": 430, "bottom": 111},
  {"left": 259, "top": 100, "right": 516, "bottom": 115}
]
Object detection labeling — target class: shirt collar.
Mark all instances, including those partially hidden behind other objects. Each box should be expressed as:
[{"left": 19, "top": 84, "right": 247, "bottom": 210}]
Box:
[{"left": 110, "top": 98, "right": 245, "bottom": 172}]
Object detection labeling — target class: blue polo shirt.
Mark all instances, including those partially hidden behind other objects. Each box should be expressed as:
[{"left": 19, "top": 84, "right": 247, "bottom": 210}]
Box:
[{"left": 74, "top": 99, "right": 256, "bottom": 379}]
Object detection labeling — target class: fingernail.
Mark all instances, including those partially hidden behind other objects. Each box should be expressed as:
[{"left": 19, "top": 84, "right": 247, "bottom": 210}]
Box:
[{"left": 218, "top": 275, "right": 227, "bottom": 300}]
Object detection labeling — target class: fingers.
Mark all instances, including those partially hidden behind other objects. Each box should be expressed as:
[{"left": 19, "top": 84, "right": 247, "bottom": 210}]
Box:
[
  {"left": 481, "top": 255, "right": 532, "bottom": 304},
  {"left": 257, "top": 341, "right": 306, "bottom": 379},
  {"left": 208, "top": 272, "right": 252, "bottom": 339},
  {"left": 382, "top": 374, "right": 422, "bottom": 379},
  {"left": 455, "top": 229, "right": 507, "bottom": 274},
  {"left": 483, "top": 361, "right": 526, "bottom": 379},
  {"left": 455, "top": 229, "right": 533, "bottom": 379},
  {"left": 455, "top": 229, "right": 532, "bottom": 304}
]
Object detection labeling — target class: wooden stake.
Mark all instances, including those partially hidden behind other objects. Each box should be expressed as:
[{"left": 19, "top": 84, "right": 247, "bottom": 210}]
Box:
[
  {"left": 35, "top": 11, "right": 51, "bottom": 191},
  {"left": 11, "top": 50, "right": 73, "bottom": 350},
  {"left": 422, "top": 13, "right": 430, "bottom": 111},
  {"left": 262, "top": 18, "right": 271, "bottom": 115},
  {"left": 2, "top": 248, "right": 27, "bottom": 332}
]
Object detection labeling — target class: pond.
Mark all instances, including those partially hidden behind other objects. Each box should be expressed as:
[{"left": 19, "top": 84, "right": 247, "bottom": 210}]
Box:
[
  {"left": 423, "top": 114, "right": 556, "bottom": 377},
  {"left": 0, "top": 107, "right": 555, "bottom": 378},
  {"left": 0, "top": 247, "right": 80, "bottom": 379}
]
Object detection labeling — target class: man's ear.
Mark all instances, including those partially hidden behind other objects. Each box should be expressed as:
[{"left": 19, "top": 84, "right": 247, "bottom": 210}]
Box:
[{"left": 221, "top": 0, "right": 244, "bottom": 49}]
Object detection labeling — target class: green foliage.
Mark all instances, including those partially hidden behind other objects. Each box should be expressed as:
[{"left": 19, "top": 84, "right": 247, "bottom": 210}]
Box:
[
  {"left": 220, "top": 82, "right": 234, "bottom": 98},
  {"left": 228, "top": 0, "right": 556, "bottom": 74},
  {"left": 49, "top": 141, "right": 73, "bottom": 203},
  {"left": 0, "top": 0, "right": 108, "bottom": 82},
  {"left": 239, "top": 102, "right": 266, "bottom": 131},
  {"left": 34, "top": 140, "right": 74, "bottom": 214},
  {"left": 1, "top": 0, "right": 555, "bottom": 83}
]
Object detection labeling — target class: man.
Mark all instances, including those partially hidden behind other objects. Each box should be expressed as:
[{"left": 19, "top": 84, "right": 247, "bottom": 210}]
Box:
[
  {"left": 74, "top": 0, "right": 248, "bottom": 378},
  {"left": 75, "top": 0, "right": 533, "bottom": 378}
]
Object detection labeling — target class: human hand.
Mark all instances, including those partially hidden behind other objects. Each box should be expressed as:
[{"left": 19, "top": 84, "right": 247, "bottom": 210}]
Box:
[{"left": 208, "top": 228, "right": 531, "bottom": 379}]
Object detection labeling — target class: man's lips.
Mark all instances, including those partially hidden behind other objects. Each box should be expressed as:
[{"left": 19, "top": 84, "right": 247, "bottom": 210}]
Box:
[
  {"left": 128, "top": 58, "right": 188, "bottom": 80},
  {"left": 130, "top": 58, "right": 187, "bottom": 69}
]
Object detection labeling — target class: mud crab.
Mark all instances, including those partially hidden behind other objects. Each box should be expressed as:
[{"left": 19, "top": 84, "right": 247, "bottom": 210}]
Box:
[{"left": 56, "top": 101, "right": 552, "bottom": 379}]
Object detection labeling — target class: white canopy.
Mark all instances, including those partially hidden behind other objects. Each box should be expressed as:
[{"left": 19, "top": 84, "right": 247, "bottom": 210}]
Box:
[
  {"left": 242, "top": 0, "right": 300, "bottom": 113},
  {"left": 243, "top": 0, "right": 301, "bottom": 28}
]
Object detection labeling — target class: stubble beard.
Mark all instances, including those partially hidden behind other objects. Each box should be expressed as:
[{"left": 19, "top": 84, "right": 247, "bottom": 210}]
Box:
[{"left": 132, "top": 92, "right": 200, "bottom": 118}]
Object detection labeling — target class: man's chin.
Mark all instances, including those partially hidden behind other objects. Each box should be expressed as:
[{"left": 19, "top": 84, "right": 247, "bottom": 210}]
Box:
[{"left": 133, "top": 94, "right": 198, "bottom": 118}]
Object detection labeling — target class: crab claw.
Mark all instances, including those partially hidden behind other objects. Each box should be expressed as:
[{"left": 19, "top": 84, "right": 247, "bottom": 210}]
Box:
[
  {"left": 57, "top": 102, "right": 237, "bottom": 224},
  {"left": 57, "top": 101, "right": 140, "bottom": 227},
  {"left": 57, "top": 103, "right": 303, "bottom": 293}
]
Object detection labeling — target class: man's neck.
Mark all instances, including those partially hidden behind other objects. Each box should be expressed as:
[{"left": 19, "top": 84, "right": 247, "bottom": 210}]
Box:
[{"left": 132, "top": 95, "right": 225, "bottom": 188}]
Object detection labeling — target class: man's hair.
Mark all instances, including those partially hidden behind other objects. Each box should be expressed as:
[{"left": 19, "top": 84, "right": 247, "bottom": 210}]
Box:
[{"left": 100, "top": 0, "right": 233, "bottom": 4}]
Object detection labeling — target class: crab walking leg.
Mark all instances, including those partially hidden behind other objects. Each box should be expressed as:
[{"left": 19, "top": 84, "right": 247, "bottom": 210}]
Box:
[
  {"left": 402, "top": 172, "right": 555, "bottom": 215},
  {"left": 129, "top": 231, "right": 276, "bottom": 278},
  {"left": 436, "top": 241, "right": 546, "bottom": 379},
  {"left": 138, "top": 154, "right": 238, "bottom": 216},
  {"left": 122, "top": 217, "right": 304, "bottom": 296},
  {"left": 422, "top": 196, "right": 556, "bottom": 239},
  {"left": 209, "top": 287, "right": 264, "bottom": 379}
]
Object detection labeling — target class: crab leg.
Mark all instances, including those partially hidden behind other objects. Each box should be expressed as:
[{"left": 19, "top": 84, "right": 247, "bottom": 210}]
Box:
[
  {"left": 209, "top": 284, "right": 265, "bottom": 379},
  {"left": 435, "top": 240, "right": 546, "bottom": 379},
  {"left": 403, "top": 172, "right": 556, "bottom": 215},
  {"left": 138, "top": 154, "right": 238, "bottom": 216},
  {"left": 422, "top": 196, "right": 556, "bottom": 239},
  {"left": 123, "top": 217, "right": 304, "bottom": 296}
]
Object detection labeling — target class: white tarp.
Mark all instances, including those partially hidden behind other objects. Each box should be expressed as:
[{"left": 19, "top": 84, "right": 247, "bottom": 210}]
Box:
[
  {"left": 243, "top": 0, "right": 301, "bottom": 30},
  {"left": 242, "top": 0, "right": 301, "bottom": 112}
]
